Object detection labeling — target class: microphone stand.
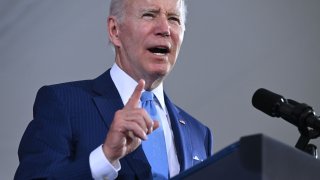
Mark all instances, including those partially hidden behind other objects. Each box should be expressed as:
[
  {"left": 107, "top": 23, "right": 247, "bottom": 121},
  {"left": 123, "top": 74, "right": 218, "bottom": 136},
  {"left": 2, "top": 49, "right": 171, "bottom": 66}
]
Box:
[
  {"left": 295, "top": 135, "right": 318, "bottom": 158},
  {"left": 290, "top": 100, "right": 320, "bottom": 159}
]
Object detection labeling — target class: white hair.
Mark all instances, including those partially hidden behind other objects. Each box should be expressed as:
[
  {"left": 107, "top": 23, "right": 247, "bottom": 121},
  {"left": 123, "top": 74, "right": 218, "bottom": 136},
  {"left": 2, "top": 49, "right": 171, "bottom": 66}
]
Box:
[{"left": 109, "top": 0, "right": 187, "bottom": 27}]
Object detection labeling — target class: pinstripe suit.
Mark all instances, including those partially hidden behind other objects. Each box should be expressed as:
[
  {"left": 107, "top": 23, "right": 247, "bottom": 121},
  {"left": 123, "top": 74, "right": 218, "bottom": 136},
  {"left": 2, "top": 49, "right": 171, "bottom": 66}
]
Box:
[{"left": 15, "top": 69, "right": 212, "bottom": 179}]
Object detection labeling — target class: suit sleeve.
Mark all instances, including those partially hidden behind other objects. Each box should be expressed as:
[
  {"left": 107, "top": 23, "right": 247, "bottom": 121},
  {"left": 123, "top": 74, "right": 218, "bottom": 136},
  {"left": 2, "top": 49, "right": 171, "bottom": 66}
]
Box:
[{"left": 14, "top": 86, "right": 93, "bottom": 180}]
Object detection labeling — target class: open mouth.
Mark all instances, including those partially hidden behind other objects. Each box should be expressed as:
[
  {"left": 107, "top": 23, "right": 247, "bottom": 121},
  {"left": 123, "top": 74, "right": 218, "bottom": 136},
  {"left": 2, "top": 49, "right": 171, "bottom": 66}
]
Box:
[{"left": 148, "top": 46, "right": 170, "bottom": 56}]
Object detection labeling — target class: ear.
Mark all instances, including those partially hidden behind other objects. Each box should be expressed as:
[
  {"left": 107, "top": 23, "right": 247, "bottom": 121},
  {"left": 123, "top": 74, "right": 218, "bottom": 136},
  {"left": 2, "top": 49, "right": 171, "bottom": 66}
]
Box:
[{"left": 108, "top": 16, "right": 121, "bottom": 47}]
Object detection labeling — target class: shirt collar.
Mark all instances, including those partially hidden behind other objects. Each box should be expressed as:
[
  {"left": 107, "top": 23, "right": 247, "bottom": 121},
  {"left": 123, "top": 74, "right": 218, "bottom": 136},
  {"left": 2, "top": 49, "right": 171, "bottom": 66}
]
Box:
[{"left": 110, "top": 63, "right": 166, "bottom": 109}]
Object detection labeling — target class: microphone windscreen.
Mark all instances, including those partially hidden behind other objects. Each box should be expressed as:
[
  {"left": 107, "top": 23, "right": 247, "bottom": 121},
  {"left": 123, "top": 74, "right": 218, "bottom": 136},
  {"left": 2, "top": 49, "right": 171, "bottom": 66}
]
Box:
[{"left": 252, "top": 88, "right": 284, "bottom": 117}]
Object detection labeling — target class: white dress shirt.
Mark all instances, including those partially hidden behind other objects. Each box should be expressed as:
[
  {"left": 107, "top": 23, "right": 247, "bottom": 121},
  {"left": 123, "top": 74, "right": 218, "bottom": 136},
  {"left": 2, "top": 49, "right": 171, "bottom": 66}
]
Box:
[{"left": 89, "top": 64, "right": 180, "bottom": 179}]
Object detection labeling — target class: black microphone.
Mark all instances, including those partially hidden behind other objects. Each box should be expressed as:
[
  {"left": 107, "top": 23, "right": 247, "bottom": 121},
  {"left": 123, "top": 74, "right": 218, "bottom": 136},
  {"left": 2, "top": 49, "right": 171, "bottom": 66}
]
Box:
[{"left": 252, "top": 88, "right": 320, "bottom": 131}]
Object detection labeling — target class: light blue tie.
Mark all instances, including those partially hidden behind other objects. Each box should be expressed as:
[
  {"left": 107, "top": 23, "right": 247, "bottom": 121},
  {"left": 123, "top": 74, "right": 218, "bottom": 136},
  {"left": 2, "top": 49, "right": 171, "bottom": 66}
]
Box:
[{"left": 141, "top": 91, "right": 169, "bottom": 179}]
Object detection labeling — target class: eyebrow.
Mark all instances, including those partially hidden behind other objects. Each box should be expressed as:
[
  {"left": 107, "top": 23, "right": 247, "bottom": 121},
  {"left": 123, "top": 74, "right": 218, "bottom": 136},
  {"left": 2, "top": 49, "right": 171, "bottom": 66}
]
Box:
[
  {"left": 140, "top": 7, "right": 160, "bottom": 14},
  {"left": 140, "top": 7, "right": 181, "bottom": 17},
  {"left": 167, "top": 12, "right": 181, "bottom": 17}
]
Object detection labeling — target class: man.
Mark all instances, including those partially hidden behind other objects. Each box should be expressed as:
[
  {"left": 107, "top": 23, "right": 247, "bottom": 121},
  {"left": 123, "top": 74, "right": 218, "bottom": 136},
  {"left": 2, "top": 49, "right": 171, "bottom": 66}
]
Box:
[{"left": 15, "top": 0, "right": 212, "bottom": 179}]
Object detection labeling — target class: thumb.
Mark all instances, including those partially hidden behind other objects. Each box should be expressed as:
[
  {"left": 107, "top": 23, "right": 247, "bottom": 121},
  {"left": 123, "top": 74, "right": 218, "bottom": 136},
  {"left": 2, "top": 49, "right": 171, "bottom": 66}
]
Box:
[{"left": 152, "top": 120, "right": 160, "bottom": 131}]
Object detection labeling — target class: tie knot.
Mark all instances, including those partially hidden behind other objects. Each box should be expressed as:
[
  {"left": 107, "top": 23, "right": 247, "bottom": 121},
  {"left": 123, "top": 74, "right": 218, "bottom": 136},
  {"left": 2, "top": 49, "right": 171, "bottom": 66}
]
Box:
[{"left": 141, "top": 91, "right": 154, "bottom": 102}]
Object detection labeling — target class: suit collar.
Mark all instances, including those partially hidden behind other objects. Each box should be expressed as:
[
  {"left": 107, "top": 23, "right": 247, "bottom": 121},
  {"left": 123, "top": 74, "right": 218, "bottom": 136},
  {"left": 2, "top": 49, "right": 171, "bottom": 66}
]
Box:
[
  {"left": 92, "top": 69, "right": 124, "bottom": 128},
  {"left": 92, "top": 69, "right": 118, "bottom": 97}
]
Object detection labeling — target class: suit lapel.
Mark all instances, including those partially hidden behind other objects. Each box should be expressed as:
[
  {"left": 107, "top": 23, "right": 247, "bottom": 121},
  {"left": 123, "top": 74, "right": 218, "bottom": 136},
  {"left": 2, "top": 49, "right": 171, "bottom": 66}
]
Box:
[
  {"left": 91, "top": 70, "right": 151, "bottom": 179},
  {"left": 164, "top": 94, "right": 193, "bottom": 172},
  {"left": 92, "top": 70, "right": 124, "bottom": 128}
]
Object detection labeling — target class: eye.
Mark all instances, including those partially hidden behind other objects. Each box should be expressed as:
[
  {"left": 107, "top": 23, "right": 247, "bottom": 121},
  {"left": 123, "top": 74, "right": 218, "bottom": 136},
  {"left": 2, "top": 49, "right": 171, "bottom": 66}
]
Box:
[
  {"left": 168, "top": 16, "right": 181, "bottom": 25},
  {"left": 142, "top": 12, "right": 155, "bottom": 20}
]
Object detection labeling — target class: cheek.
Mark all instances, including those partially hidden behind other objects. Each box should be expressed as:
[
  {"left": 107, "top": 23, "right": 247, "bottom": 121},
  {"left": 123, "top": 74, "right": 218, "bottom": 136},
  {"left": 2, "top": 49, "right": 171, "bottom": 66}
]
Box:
[
  {"left": 172, "top": 28, "right": 184, "bottom": 48},
  {"left": 178, "top": 30, "right": 184, "bottom": 46}
]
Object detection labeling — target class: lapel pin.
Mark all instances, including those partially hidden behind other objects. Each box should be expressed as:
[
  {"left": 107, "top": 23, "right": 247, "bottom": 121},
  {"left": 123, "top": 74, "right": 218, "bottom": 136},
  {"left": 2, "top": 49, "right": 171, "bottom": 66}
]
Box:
[{"left": 179, "top": 119, "right": 186, "bottom": 125}]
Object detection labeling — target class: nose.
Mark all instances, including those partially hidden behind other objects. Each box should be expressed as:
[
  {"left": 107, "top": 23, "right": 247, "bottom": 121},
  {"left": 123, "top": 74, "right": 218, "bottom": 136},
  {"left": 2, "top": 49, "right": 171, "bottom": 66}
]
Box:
[{"left": 155, "top": 16, "right": 171, "bottom": 37}]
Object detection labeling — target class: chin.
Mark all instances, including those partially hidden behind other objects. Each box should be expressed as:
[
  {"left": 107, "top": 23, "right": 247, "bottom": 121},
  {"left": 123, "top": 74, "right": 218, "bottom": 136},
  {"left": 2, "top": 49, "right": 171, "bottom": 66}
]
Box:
[
  {"left": 147, "top": 69, "right": 168, "bottom": 79},
  {"left": 146, "top": 63, "right": 172, "bottom": 77},
  {"left": 155, "top": 65, "right": 171, "bottom": 74}
]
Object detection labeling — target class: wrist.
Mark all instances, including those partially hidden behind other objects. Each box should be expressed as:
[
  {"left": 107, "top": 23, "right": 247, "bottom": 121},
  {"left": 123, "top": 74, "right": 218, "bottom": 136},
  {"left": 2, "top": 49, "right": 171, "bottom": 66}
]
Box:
[{"left": 102, "top": 144, "right": 119, "bottom": 165}]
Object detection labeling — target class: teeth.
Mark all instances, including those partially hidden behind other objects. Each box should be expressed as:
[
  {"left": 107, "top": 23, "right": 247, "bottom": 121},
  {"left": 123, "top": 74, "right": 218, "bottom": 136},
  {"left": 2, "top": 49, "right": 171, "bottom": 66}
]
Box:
[{"left": 153, "top": 52, "right": 165, "bottom": 56}]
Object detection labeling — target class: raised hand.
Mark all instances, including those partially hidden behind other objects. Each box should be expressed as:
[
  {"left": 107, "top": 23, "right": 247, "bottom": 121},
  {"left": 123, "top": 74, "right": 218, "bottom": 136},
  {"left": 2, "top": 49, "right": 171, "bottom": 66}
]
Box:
[{"left": 102, "top": 79, "right": 159, "bottom": 164}]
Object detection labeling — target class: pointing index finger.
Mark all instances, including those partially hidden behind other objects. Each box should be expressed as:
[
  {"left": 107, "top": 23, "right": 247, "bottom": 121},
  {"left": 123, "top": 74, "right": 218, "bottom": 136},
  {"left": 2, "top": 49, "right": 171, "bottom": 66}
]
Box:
[{"left": 125, "top": 79, "right": 145, "bottom": 109}]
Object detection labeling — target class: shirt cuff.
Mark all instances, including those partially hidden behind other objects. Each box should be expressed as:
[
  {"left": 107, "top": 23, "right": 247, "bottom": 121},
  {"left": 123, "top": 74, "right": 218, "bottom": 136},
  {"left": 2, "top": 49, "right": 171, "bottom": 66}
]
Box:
[{"left": 89, "top": 145, "right": 121, "bottom": 180}]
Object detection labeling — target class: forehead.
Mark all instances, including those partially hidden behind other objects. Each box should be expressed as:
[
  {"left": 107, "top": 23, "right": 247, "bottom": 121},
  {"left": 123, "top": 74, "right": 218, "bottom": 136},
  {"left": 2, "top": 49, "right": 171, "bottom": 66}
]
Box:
[{"left": 125, "top": 0, "right": 183, "bottom": 14}]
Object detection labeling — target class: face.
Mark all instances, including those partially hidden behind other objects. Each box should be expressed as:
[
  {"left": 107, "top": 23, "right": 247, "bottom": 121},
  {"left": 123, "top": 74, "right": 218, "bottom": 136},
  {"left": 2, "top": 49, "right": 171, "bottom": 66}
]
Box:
[{"left": 109, "top": 0, "right": 185, "bottom": 88}]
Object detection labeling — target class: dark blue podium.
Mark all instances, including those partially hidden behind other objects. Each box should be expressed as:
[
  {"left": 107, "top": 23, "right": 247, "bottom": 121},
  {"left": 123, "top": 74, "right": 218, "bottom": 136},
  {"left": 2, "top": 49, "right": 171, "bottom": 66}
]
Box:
[{"left": 172, "top": 134, "right": 320, "bottom": 180}]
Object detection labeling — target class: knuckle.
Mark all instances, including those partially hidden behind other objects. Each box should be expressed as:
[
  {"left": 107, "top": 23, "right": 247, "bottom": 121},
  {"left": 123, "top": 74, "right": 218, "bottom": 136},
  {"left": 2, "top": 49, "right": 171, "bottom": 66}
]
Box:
[
  {"left": 114, "top": 110, "right": 123, "bottom": 117},
  {"left": 138, "top": 108, "right": 146, "bottom": 114}
]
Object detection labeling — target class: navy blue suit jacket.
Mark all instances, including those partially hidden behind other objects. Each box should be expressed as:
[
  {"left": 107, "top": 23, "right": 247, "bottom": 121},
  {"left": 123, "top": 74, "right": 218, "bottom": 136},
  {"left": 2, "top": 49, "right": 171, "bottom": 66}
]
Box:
[{"left": 15, "top": 70, "right": 213, "bottom": 179}]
